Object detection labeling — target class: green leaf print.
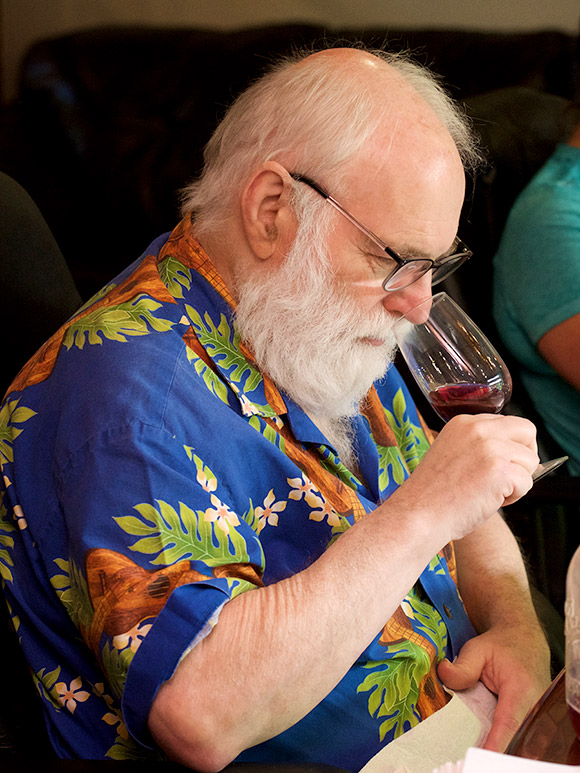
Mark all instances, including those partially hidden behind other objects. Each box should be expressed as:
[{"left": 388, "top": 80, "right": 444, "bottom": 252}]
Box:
[
  {"left": 376, "top": 445, "right": 407, "bottom": 488},
  {"left": 100, "top": 641, "right": 136, "bottom": 702},
  {"left": 248, "top": 415, "right": 285, "bottom": 450},
  {"left": 241, "top": 500, "right": 260, "bottom": 534},
  {"left": 405, "top": 586, "right": 448, "bottom": 656},
  {"left": 0, "top": 398, "right": 37, "bottom": 469},
  {"left": 384, "top": 388, "right": 430, "bottom": 472},
  {"left": 62, "top": 295, "right": 175, "bottom": 350},
  {"left": 50, "top": 558, "right": 94, "bottom": 631},
  {"left": 186, "top": 347, "right": 230, "bottom": 404},
  {"left": 159, "top": 255, "right": 192, "bottom": 299},
  {"left": 75, "top": 283, "right": 117, "bottom": 315},
  {"left": 190, "top": 453, "right": 218, "bottom": 493},
  {"left": 0, "top": 545, "right": 14, "bottom": 583},
  {"left": 427, "top": 555, "right": 446, "bottom": 575},
  {"left": 358, "top": 641, "right": 429, "bottom": 741},
  {"left": 185, "top": 306, "right": 262, "bottom": 393},
  {"left": 33, "top": 666, "right": 63, "bottom": 711},
  {"left": 106, "top": 735, "right": 164, "bottom": 761},
  {"left": 0, "top": 495, "right": 15, "bottom": 583},
  {"left": 115, "top": 499, "right": 254, "bottom": 567},
  {"left": 318, "top": 446, "right": 360, "bottom": 488}
]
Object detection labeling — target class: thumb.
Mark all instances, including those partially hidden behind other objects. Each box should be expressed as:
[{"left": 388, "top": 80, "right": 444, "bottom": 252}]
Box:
[{"left": 437, "top": 651, "right": 484, "bottom": 691}]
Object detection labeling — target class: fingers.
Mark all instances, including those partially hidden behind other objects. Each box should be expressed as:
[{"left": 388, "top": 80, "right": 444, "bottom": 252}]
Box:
[
  {"left": 438, "top": 646, "right": 527, "bottom": 753},
  {"left": 483, "top": 687, "right": 527, "bottom": 752},
  {"left": 442, "top": 628, "right": 550, "bottom": 754},
  {"left": 441, "top": 413, "right": 539, "bottom": 465},
  {"left": 437, "top": 645, "right": 516, "bottom": 751},
  {"left": 500, "top": 462, "right": 535, "bottom": 506},
  {"left": 437, "top": 646, "right": 483, "bottom": 692},
  {"left": 480, "top": 413, "right": 538, "bottom": 453},
  {"left": 438, "top": 414, "right": 540, "bottom": 500},
  {"left": 391, "top": 412, "right": 540, "bottom": 545}
]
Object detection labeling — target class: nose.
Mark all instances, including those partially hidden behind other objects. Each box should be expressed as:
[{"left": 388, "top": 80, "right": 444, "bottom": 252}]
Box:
[{"left": 382, "top": 273, "right": 433, "bottom": 323}]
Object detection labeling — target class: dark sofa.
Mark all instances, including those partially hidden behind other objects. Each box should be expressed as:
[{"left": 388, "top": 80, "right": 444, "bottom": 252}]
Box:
[{"left": 1, "top": 23, "right": 579, "bottom": 303}]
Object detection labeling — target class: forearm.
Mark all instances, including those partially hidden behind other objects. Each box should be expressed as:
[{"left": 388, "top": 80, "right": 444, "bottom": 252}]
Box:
[
  {"left": 149, "top": 499, "right": 438, "bottom": 771},
  {"left": 453, "top": 511, "right": 539, "bottom": 632},
  {"left": 538, "top": 313, "right": 580, "bottom": 393}
]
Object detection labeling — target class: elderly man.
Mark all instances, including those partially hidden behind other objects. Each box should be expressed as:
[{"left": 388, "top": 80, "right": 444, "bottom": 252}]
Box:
[{"left": 0, "top": 47, "right": 548, "bottom": 771}]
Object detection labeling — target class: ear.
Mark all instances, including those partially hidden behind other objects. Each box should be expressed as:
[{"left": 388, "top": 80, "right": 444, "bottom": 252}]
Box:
[{"left": 241, "top": 162, "right": 297, "bottom": 260}]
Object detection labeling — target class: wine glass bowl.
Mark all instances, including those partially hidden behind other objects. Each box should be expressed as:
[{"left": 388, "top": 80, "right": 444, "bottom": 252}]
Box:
[
  {"left": 394, "top": 292, "right": 567, "bottom": 482},
  {"left": 394, "top": 292, "right": 513, "bottom": 423}
]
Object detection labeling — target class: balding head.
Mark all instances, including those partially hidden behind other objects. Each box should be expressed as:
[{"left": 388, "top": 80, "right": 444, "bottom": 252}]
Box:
[{"left": 182, "top": 46, "right": 481, "bottom": 237}]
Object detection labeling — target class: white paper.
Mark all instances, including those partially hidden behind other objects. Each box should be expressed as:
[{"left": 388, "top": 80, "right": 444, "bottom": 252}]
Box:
[
  {"left": 358, "top": 681, "right": 497, "bottom": 773},
  {"left": 433, "top": 747, "right": 580, "bottom": 772}
]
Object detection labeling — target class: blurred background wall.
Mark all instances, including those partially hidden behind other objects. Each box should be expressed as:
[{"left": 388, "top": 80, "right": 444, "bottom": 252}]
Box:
[{"left": 1, "top": 0, "right": 579, "bottom": 104}]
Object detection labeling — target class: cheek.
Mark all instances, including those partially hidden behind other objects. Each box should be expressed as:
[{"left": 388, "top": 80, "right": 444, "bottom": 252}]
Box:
[{"left": 345, "top": 283, "right": 388, "bottom": 313}]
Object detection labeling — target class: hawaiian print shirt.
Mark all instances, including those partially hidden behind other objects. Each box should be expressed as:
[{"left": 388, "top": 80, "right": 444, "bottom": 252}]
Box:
[{"left": 0, "top": 218, "right": 475, "bottom": 771}]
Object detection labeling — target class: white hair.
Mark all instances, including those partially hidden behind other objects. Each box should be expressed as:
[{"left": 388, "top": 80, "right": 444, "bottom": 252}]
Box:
[
  {"left": 232, "top": 184, "right": 398, "bottom": 424},
  {"left": 181, "top": 46, "right": 482, "bottom": 237}
]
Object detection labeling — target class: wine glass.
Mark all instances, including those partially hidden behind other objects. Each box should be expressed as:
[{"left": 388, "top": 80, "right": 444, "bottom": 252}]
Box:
[
  {"left": 393, "top": 292, "right": 568, "bottom": 482},
  {"left": 565, "top": 549, "right": 580, "bottom": 738}
]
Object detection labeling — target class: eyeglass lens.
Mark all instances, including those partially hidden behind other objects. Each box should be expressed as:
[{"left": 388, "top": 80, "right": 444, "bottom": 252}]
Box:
[{"left": 383, "top": 253, "right": 469, "bottom": 292}]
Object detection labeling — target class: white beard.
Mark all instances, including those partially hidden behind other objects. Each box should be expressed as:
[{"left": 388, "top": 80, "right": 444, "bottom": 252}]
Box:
[{"left": 233, "top": 225, "right": 398, "bottom": 429}]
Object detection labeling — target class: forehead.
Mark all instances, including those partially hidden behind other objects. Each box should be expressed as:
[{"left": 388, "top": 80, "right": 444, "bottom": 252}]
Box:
[{"left": 343, "top": 120, "right": 466, "bottom": 256}]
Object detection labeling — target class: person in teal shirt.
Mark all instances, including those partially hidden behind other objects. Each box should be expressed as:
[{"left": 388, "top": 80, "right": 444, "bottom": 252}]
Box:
[{"left": 493, "top": 121, "right": 580, "bottom": 476}]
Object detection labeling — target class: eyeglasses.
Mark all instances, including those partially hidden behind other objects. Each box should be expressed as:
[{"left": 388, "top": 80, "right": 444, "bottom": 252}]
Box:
[{"left": 290, "top": 172, "right": 472, "bottom": 292}]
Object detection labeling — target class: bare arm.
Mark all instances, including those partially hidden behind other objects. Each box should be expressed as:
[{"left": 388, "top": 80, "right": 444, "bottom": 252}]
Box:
[
  {"left": 150, "top": 504, "right": 439, "bottom": 771},
  {"left": 538, "top": 313, "right": 580, "bottom": 392},
  {"left": 438, "top": 512, "right": 551, "bottom": 751},
  {"left": 148, "top": 414, "right": 539, "bottom": 772}
]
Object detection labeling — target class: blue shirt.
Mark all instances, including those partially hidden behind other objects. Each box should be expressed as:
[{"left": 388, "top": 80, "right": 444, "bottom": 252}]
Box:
[
  {"left": 0, "top": 218, "right": 475, "bottom": 771},
  {"left": 493, "top": 143, "right": 580, "bottom": 475}
]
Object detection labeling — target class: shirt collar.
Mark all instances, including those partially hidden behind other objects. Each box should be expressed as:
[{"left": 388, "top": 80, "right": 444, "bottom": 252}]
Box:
[{"left": 156, "top": 218, "right": 289, "bottom": 422}]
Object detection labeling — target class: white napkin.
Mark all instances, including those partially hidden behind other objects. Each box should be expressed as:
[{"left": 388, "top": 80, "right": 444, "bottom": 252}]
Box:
[
  {"left": 433, "top": 747, "right": 580, "bottom": 772},
  {"left": 358, "top": 681, "right": 497, "bottom": 773}
]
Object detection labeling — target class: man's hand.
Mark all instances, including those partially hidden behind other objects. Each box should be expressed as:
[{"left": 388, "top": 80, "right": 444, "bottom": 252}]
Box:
[
  {"left": 437, "top": 621, "right": 551, "bottom": 752},
  {"left": 390, "top": 413, "right": 539, "bottom": 546}
]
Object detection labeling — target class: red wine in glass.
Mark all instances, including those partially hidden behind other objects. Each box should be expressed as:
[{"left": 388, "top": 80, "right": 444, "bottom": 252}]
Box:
[{"left": 428, "top": 382, "right": 507, "bottom": 422}]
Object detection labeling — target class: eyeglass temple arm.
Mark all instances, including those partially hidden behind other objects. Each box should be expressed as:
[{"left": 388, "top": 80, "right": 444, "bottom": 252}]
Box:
[{"left": 289, "top": 173, "right": 400, "bottom": 261}]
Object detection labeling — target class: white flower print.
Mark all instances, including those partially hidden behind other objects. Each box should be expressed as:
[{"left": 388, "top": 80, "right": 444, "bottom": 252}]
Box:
[
  {"left": 255, "top": 489, "right": 286, "bottom": 533},
  {"left": 306, "top": 492, "right": 341, "bottom": 527},
  {"left": 287, "top": 475, "right": 317, "bottom": 501},
  {"left": 13, "top": 504, "right": 27, "bottom": 530},
  {"left": 55, "top": 676, "right": 90, "bottom": 713},
  {"left": 204, "top": 495, "right": 240, "bottom": 534},
  {"left": 112, "top": 620, "right": 152, "bottom": 652}
]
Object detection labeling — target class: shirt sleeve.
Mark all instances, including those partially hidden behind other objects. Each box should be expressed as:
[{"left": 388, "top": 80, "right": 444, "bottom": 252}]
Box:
[{"left": 52, "top": 419, "right": 265, "bottom": 746}]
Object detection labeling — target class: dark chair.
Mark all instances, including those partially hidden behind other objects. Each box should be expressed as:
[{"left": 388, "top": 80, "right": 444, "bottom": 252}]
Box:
[{"left": 0, "top": 171, "right": 83, "bottom": 396}]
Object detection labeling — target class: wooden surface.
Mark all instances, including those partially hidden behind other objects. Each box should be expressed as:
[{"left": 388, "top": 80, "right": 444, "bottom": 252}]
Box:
[{"left": 507, "top": 669, "right": 580, "bottom": 764}]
